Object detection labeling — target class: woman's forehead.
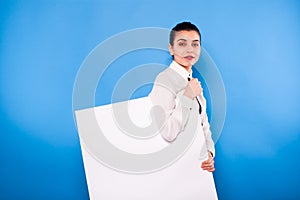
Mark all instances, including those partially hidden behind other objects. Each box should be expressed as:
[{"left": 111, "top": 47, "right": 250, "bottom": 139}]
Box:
[{"left": 174, "top": 30, "right": 200, "bottom": 41}]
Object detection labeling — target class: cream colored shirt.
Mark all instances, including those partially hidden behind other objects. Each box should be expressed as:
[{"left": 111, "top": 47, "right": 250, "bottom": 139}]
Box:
[{"left": 149, "top": 61, "right": 215, "bottom": 156}]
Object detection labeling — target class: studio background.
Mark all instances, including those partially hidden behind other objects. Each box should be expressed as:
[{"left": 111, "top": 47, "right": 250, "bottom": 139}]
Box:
[{"left": 1, "top": 0, "right": 300, "bottom": 199}]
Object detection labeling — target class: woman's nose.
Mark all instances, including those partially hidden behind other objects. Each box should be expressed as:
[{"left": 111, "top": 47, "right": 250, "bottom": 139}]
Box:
[{"left": 186, "top": 45, "right": 193, "bottom": 52}]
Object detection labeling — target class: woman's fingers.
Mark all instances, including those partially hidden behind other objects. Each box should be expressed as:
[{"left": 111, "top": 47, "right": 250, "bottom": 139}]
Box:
[{"left": 201, "top": 156, "right": 215, "bottom": 172}]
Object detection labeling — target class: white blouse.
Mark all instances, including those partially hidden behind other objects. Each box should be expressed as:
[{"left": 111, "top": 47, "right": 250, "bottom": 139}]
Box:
[{"left": 149, "top": 61, "right": 215, "bottom": 156}]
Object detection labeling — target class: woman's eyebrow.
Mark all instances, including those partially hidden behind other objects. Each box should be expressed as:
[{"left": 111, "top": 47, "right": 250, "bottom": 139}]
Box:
[{"left": 176, "top": 39, "right": 200, "bottom": 42}]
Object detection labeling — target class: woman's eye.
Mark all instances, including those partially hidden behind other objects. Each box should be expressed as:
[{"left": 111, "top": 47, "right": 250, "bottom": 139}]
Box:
[
  {"left": 178, "top": 43, "right": 186, "bottom": 47},
  {"left": 192, "top": 43, "right": 199, "bottom": 47}
]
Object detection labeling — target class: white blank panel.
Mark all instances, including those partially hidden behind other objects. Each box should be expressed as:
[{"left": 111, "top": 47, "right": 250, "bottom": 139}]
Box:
[{"left": 75, "top": 97, "right": 218, "bottom": 200}]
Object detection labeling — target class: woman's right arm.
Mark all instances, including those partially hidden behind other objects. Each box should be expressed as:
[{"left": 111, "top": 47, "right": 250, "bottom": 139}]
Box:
[{"left": 149, "top": 83, "right": 193, "bottom": 142}]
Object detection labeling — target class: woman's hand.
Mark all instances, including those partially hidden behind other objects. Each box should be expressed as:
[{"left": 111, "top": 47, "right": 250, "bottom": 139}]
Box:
[
  {"left": 184, "top": 78, "right": 202, "bottom": 99},
  {"left": 201, "top": 152, "right": 215, "bottom": 172}
]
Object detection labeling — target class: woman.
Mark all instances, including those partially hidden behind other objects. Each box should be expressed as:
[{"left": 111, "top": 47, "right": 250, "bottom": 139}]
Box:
[{"left": 149, "top": 21, "right": 215, "bottom": 172}]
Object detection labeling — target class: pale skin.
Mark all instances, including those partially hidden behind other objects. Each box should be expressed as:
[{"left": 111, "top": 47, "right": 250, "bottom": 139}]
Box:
[{"left": 169, "top": 30, "right": 215, "bottom": 172}]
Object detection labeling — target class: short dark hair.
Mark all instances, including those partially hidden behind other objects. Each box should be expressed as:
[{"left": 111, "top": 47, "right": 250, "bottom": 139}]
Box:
[{"left": 169, "top": 21, "right": 201, "bottom": 45}]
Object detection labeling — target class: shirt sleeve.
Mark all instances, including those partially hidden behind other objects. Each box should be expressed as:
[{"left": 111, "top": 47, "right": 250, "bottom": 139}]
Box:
[
  {"left": 149, "top": 83, "right": 193, "bottom": 142},
  {"left": 201, "top": 111, "right": 215, "bottom": 157}
]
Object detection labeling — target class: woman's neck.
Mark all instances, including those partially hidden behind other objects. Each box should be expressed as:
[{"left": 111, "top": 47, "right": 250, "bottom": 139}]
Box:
[{"left": 179, "top": 63, "right": 192, "bottom": 73}]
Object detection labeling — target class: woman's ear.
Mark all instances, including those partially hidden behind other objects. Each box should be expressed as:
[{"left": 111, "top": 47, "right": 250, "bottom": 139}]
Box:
[{"left": 168, "top": 44, "right": 174, "bottom": 56}]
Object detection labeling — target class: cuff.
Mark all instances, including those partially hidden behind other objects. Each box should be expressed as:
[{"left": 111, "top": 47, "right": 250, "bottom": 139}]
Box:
[{"left": 180, "top": 95, "right": 193, "bottom": 109}]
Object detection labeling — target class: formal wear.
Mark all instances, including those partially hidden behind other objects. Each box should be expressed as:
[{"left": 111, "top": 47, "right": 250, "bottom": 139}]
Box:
[{"left": 149, "top": 60, "right": 215, "bottom": 156}]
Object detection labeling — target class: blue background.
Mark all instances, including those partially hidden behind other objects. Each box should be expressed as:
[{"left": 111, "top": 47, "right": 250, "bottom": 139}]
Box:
[{"left": 1, "top": 0, "right": 300, "bottom": 199}]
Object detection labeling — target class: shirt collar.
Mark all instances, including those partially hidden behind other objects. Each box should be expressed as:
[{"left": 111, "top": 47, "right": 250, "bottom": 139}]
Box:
[{"left": 169, "top": 61, "right": 192, "bottom": 80}]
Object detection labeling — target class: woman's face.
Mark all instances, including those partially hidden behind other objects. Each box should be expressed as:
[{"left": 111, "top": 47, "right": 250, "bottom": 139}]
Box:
[{"left": 169, "top": 30, "right": 201, "bottom": 70}]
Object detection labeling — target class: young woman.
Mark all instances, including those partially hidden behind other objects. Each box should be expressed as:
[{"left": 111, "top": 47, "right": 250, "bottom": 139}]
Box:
[{"left": 149, "top": 22, "right": 215, "bottom": 172}]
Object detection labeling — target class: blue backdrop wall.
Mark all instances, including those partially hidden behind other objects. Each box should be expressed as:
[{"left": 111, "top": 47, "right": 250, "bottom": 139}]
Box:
[{"left": 1, "top": 0, "right": 300, "bottom": 199}]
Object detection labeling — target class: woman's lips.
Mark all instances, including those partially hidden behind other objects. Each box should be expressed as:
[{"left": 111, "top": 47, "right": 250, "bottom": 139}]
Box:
[{"left": 184, "top": 56, "right": 194, "bottom": 60}]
